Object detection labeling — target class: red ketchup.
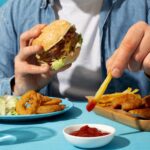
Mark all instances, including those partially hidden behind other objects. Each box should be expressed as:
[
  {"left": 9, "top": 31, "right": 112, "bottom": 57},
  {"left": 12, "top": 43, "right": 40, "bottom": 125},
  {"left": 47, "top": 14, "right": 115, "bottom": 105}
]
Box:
[
  {"left": 86, "top": 100, "right": 97, "bottom": 112},
  {"left": 70, "top": 125, "right": 110, "bottom": 137}
]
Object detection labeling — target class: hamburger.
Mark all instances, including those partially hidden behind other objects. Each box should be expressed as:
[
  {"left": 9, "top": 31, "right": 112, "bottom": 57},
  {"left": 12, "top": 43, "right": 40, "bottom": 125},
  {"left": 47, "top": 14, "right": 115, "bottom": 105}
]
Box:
[{"left": 32, "top": 19, "right": 83, "bottom": 71}]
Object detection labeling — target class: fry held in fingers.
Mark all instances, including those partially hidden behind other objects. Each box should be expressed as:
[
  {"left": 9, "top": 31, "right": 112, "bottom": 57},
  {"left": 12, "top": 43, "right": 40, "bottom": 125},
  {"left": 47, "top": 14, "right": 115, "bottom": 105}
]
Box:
[{"left": 86, "top": 73, "right": 112, "bottom": 112}]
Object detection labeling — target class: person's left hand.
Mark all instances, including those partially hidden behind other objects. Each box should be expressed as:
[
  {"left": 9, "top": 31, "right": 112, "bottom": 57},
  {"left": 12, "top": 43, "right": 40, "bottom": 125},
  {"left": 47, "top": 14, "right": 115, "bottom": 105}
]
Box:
[{"left": 107, "top": 21, "right": 150, "bottom": 78}]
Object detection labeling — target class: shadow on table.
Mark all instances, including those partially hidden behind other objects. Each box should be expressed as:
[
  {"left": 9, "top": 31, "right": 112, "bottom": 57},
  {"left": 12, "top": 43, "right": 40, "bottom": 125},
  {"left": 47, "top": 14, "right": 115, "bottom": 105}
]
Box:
[
  {"left": 48, "top": 105, "right": 82, "bottom": 122},
  {"left": 119, "top": 131, "right": 141, "bottom": 136},
  {"left": 100, "top": 136, "right": 130, "bottom": 150},
  {"left": 0, "top": 126, "right": 56, "bottom": 146},
  {"left": 0, "top": 106, "right": 82, "bottom": 125},
  {"left": 79, "top": 136, "right": 130, "bottom": 150}
]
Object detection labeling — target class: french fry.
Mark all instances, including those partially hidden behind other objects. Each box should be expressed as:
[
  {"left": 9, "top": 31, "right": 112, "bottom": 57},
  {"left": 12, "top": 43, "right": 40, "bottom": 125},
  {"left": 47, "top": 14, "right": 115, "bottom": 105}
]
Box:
[
  {"left": 86, "top": 73, "right": 112, "bottom": 112},
  {"left": 95, "top": 73, "right": 112, "bottom": 102}
]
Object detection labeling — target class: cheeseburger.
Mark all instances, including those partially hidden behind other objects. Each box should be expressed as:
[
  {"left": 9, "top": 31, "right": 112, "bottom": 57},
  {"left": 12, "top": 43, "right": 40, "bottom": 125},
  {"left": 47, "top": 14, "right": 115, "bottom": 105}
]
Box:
[{"left": 32, "top": 19, "right": 82, "bottom": 71}]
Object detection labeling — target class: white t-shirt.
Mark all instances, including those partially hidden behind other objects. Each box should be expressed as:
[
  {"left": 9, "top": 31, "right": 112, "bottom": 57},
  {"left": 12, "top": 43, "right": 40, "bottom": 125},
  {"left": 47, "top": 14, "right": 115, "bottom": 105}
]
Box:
[{"left": 51, "top": 0, "right": 103, "bottom": 99}]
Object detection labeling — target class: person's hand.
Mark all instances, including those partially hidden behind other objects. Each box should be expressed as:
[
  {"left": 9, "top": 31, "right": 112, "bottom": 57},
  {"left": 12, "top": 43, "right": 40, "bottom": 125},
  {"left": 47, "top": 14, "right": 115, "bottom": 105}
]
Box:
[
  {"left": 14, "top": 24, "right": 51, "bottom": 95},
  {"left": 107, "top": 21, "right": 150, "bottom": 78},
  {"left": 14, "top": 24, "right": 70, "bottom": 96}
]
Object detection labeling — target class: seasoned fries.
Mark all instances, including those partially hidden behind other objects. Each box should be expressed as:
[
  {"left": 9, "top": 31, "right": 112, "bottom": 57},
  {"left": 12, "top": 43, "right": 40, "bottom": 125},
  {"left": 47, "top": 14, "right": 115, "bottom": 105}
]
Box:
[{"left": 96, "top": 88, "right": 150, "bottom": 119}]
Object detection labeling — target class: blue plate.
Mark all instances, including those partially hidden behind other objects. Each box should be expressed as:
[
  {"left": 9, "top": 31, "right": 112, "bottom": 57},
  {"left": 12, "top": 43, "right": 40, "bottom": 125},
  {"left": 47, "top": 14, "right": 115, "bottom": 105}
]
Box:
[{"left": 0, "top": 98, "right": 73, "bottom": 121}]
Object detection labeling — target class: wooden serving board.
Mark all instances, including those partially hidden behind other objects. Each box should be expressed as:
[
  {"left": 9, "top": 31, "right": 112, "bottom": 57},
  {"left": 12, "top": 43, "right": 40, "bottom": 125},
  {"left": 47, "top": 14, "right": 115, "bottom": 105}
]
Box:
[{"left": 94, "top": 105, "right": 150, "bottom": 131}]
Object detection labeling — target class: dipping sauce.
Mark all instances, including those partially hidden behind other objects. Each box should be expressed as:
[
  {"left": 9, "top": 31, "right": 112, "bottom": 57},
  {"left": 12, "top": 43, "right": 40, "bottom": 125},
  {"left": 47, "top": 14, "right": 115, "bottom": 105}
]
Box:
[
  {"left": 86, "top": 100, "right": 97, "bottom": 112},
  {"left": 70, "top": 125, "right": 110, "bottom": 137}
]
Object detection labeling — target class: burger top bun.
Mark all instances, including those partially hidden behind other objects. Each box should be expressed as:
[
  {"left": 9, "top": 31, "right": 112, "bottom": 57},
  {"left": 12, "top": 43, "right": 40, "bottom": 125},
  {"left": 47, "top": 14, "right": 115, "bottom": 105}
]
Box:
[{"left": 32, "top": 20, "right": 72, "bottom": 51}]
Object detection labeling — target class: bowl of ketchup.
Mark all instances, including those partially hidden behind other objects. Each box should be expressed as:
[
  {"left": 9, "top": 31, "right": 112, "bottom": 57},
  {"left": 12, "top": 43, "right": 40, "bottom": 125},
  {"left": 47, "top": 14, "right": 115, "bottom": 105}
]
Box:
[{"left": 63, "top": 124, "right": 115, "bottom": 149}]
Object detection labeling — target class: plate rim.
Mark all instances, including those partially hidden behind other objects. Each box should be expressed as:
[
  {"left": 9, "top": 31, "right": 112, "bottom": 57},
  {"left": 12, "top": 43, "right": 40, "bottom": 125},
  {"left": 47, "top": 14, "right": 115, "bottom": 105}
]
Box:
[{"left": 0, "top": 97, "right": 73, "bottom": 120}]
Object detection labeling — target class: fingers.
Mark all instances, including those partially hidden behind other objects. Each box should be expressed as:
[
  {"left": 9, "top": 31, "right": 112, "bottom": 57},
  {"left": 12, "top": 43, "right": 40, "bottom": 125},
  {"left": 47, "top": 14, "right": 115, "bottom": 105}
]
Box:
[
  {"left": 18, "top": 45, "right": 43, "bottom": 61},
  {"left": 108, "top": 21, "right": 148, "bottom": 78},
  {"left": 128, "top": 26, "right": 150, "bottom": 71},
  {"left": 20, "top": 24, "right": 46, "bottom": 48},
  {"left": 23, "top": 64, "right": 50, "bottom": 74},
  {"left": 143, "top": 53, "right": 150, "bottom": 75},
  {"left": 15, "top": 59, "right": 50, "bottom": 75},
  {"left": 106, "top": 50, "right": 118, "bottom": 73},
  {"left": 16, "top": 24, "right": 48, "bottom": 75}
]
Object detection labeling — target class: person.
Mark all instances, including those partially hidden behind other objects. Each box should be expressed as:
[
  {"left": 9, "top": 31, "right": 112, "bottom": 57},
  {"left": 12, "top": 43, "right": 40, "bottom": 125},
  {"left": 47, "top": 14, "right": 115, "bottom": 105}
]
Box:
[{"left": 0, "top": 0, "right": 150, "bottom": 100}]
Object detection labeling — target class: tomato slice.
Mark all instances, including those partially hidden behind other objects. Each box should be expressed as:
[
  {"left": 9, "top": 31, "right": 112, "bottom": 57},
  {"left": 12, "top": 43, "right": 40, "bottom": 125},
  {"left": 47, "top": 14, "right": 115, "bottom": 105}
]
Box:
[{"left": 86, "top": 100, "right": 97, "bottom": 112}]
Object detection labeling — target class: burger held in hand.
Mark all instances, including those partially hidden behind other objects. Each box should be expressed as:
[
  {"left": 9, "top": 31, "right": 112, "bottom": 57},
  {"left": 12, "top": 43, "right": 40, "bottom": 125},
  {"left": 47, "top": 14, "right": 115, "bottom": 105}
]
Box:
[{"left": 32, "top": 19, "right": 83, "bottom": 71}]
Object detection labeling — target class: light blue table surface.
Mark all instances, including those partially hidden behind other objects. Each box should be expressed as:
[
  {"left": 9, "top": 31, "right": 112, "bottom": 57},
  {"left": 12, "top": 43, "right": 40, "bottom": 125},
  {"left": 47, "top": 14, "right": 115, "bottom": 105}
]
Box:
[{"left": 0, "top": 101, "right": 149, "bottom": 150}]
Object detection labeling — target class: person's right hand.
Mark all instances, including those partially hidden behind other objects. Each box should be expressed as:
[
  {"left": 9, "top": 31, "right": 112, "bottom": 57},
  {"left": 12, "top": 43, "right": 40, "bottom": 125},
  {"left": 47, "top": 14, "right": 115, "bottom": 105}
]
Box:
[{"left": 13, "top": 24, "right": 53, "bottom": 96}]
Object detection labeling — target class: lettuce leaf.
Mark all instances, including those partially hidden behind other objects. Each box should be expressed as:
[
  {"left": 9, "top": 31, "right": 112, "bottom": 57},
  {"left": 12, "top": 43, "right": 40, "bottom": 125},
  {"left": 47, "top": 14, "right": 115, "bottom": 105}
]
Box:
[
  {"left": 0, "top": 97, "right": 6, "bottom": 115},
  {"left": 51, "top": 58, "right": 65, "bottom": 71}
]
